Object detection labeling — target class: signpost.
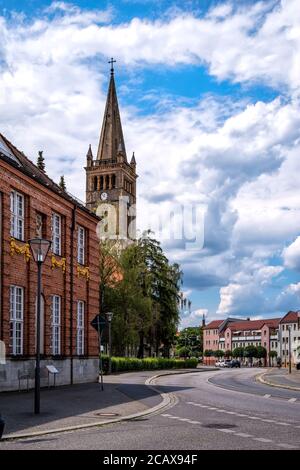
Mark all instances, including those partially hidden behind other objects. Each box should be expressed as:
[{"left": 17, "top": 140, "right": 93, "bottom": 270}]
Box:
[{"left": 91, "top": 315, "right": 107, "bottom": 391}]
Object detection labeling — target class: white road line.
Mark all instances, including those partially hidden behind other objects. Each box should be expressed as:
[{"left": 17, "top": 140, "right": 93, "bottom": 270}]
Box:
[
  {"left": 235, "top": 432, "right": 253, "bottom": 438},
  {"left": 254, "top": 438, "right": 273, "bottom": 443},
  {"left": 288, "top": 398, "right": 297, "bottom": 403},
  {"left": 186, "top": 402, "right": 300, "bottom": 428},
  {"left": 217, "top": 429, "right": 236, "bottom": 433},
  {"left": 263, "top": 394, "right": 271, "bottom": 398}
]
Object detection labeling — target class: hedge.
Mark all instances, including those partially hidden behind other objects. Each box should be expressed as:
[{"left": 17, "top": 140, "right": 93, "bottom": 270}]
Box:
[{"left": 101, "top": 355, "right": 198, "bottom": 373}]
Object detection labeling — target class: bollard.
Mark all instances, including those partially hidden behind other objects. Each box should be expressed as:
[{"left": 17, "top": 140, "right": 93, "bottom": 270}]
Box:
[{"left": 0, "top": 414, "right": 5, "bottom": 439}]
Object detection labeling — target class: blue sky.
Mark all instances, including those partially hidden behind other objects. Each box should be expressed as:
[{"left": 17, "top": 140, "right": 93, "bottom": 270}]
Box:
[{"left": 1, "top": 0, "right": 300, "bottom": 327}]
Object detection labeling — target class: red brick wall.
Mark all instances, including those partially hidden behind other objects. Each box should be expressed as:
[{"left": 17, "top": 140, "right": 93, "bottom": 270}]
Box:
[{"left": 0, "top": 159, "right": 99, "bottom": 360}]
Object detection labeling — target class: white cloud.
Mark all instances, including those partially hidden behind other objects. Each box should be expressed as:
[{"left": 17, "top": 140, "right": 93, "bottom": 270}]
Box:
[
  {"left": 283, "top": 237, "right": 300, "bottom": 271},
  {"left": 275, "top": 282, "right": 300, "bottom": 311},
  {"left": 1, "top": 2, "right": 300, "bottom": 319},
  {"left": 180, "top": 308, "right": 208, "bottom": 329}
]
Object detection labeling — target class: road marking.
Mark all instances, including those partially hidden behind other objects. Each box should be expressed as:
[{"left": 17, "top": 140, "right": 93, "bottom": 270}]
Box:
[
  {"left": 186, "top": 402, "right": 300, "bottom": 429},
  {"left": 288, "top": 398, "right": 297, "bottom": 402},
  {"left": 161, "top": 414, "right": 298, "bottom": 448},
  {"left": 217, "top": 429, "right": 236, "bottom": 433},
  {"left": 263, "top": 394, "right": 271, "bottom": 398},
  {"left": 254, "top": 438, "right": 273, "bottom": 443}
]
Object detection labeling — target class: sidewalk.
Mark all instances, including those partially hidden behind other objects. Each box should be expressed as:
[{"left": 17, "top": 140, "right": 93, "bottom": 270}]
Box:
[
  {"left": 258, "top": 368, "right": 300, "bottom": 391},
  {"left": 0, "top": 368, "right": 207, "bottom": 440}
]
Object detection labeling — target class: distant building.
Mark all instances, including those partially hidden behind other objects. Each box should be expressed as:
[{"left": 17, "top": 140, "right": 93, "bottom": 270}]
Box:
[
  {"left": 279, "top": 311, "right": 300, "bottom": 367},
  {"left": 203, "top": 314, "right": 300, "bottom": 367}
]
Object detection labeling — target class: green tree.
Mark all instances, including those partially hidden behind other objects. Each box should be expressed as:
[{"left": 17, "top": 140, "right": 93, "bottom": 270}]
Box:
[
  {"left": 225, "top": 349, "right": 232, "bottom": 358},
  {"left": 244, "top": 345, "right": 257, "bottom": 365},
  {"left": 256, "top": 346, "right": 267, "bottom": 359},
  {"left": 232, "top": 347, "right": 244, "bottom": 359},
  {"left": 176, "top": 346, "right": 192, "bottom": 358},
  {"left": 176, "top": 327, "right": 203, "bottom": 357},
  {"left": 37, "top": 150, "right": 45, "bottom": 173},
  {"left": 215, "top": 350, "right": 224, "bottom": 358},
  {"left": 103, "top": 231, "right": 182, "bottom": 358},
  {"left": 59, "top": 175, "right": 67, "bottom": 191},
  {"left": 204, "top": 349, "right": 213, "bottom": 357}
]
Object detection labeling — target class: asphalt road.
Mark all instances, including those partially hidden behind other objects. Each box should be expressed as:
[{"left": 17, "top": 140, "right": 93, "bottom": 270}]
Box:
[{"left": 1, "top": 368, "right": 300, "bottom": 450}]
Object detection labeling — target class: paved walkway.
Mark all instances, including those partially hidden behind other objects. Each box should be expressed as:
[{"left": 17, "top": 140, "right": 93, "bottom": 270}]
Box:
[
  {"left": 0, "top": 368, "right": 208, "bottom": 439},
  {"left": 0, "top": 372, "right": 161, "bottom": 439},
  {"left": 260, "top": 368, "right": 300, "bottom": 391}
]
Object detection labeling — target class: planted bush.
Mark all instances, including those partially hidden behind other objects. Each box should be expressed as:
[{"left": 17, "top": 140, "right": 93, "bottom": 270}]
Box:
[{"left": 101, "top": 355, "right": 198, "bottom": 373}]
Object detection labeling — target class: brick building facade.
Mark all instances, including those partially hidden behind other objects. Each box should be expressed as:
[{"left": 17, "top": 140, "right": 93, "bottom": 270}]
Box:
[{"left": 0, "top": 133, "right": 100, "bottom": 391}]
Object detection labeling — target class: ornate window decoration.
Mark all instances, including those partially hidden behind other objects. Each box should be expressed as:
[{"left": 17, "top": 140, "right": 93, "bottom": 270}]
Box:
[
  {"left": 77, "top": 265, "right": 90, "bottom": 281},
  {"left": 10, "top": 238, "right": 31, "bottom": 262},
  {"left": 51, "top": 255, "right": 66, "bottom": 273}
]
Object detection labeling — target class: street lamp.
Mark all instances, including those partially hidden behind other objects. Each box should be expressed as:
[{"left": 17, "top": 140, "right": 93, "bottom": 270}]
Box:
[
  {"left": 29, "top": 238, "right": 52, "bottom": 414},
  {"left": 288, "top": 325, "right": 292, "bottom": 374},
  {"left": 105, "top": 312, "right": 114, "bottom": 374}
]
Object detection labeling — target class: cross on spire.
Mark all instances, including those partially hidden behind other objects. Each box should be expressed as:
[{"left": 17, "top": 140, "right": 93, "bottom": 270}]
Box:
[{"left": 108, "top": 57, "right": 116, "bottom": 75}]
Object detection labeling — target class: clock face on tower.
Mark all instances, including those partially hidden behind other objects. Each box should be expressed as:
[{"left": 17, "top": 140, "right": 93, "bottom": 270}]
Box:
[{"left": 100, "top": 192, "right": 108, "bottom": 201}]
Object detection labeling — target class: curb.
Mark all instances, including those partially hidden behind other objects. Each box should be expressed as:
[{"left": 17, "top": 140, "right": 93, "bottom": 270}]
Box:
[
  {"left": 1, "top": 368, "right": 210, "bottom": 442},
  {"left": 256, "top": 371, "right": 300, "bottom": 392}
]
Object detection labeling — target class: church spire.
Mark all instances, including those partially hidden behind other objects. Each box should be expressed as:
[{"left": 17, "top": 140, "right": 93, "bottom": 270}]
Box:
[{"left": 96, "top": 59, "right": 127, "bottom": 162}]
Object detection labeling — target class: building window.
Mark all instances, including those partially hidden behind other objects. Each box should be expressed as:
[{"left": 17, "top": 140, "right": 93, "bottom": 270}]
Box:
[
  {"left": 52, "top": 213, "right": 61, "bottom": 256},
  {"left": 51, "top": 295, "right": 61, "bottom": 355},
  {"left": 294, "top": 324, "right": 296, "bottom": 330},
  {"left": 77, "top": 301, "right": 85, "bottom": 355},
  {"left": 77, "top": 226, "right": 85, "bottom": 265},
  {"left": 10, "top": 286, "right": 24, "bottom": 355},
  {"left": 10, "top": 191, "right": 25, "bottom": 240},
  {"left": 282, "top": 325, "right": 285, "bottom": 330}
]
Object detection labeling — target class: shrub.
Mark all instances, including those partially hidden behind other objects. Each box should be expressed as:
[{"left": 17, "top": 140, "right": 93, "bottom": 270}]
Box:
[{"left": 101, "top": 355, "right": 198, "bottom": 373}]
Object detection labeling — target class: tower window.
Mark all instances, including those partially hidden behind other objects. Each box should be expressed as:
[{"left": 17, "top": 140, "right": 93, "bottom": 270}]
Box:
[
  {"left": 93, "top": 176, "right": 97, "bottom": 191},
  {"left": 112, "top": 174, "right": 116, "bottom": 188},
  {"left": 100, "top": 176, "right": 103, "bottom": 190}
]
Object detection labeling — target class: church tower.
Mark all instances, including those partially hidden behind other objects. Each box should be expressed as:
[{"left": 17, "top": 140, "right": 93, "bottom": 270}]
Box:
[{"left": 85, "top": 59, "right": 137, "bottom": 239}]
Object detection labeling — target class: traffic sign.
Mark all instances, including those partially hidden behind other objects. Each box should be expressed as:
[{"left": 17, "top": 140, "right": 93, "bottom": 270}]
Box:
[{"left": 91, "top": 314, "right": 107, "bottom": 333}]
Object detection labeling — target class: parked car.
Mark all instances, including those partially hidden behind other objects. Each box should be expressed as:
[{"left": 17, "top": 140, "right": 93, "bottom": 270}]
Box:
[
  {"left": 230, "top": 359, "right": 241, "bottom": 368},
  {"left": 224, "top": 359, "right": 233, "bottom": 367},
  {"left": 215, "top": 360, "right": 225, "bottom": 367}
]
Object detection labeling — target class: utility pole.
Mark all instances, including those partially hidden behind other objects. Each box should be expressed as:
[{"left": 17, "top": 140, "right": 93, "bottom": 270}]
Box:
[{"left": 288, "top": 325, "right": 292, "bottom": 374}]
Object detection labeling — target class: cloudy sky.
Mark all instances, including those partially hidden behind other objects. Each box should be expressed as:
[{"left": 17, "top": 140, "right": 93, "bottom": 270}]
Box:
[{"left": 1, "top": 0, "right": 300, "bottom": 327}]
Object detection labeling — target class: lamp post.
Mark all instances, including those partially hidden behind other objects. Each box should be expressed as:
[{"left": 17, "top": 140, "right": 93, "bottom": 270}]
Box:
[
  {"left": 288, "top": 325, "right": 292, "bottom": 374},
  {"left": 105, "top": 312, "right": 114, "bottom": 374},
  {"left": 29, "top": 238, "right": 51, "bottom": 414}
]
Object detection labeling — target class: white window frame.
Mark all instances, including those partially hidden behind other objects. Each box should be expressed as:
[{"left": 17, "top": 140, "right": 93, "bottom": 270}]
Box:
[
  {"left": 51, "top": 295, "right": 61, "bottom": 355},
  {"left": 10, "top": 286, "right": 24, "bottom": 355},
  {"left": 77, "top": 226, "right": 85, "bottom": 265},
  {"left": 10, "top": 191, "right": 25, "bottom": 240},
  {"left": 76, "top": 301, "right": 85, "bottom": 355},
  {"left": 52, "top": 213, "right": 61, "bottom": 256}
]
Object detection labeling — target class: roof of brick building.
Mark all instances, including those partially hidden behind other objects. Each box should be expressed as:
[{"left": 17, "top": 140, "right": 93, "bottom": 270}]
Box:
[
  {"left": 203, "top": 320, "right": 223, "bottom": 330},
  {"left": 280, "top": 311, "right": 299, "bottom": 323},
  {"left": 0, "top": 132, "right": 99, "bottom": 220},
  {"left": 227, "top": 318, "right": 280, "bottom": 331}
]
